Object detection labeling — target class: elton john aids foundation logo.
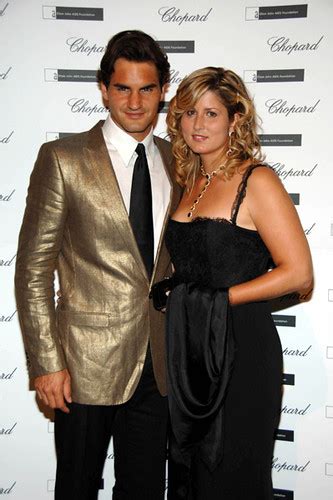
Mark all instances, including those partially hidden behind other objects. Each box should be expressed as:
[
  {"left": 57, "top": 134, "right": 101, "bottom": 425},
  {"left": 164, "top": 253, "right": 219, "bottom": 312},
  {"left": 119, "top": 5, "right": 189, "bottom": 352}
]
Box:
[
  {"left": 158, "top": 40, "right": 194, "bottom": 53},
  {"left": 244, "top": 69, "right": 304, "bottom": 83},
  {"left": 246, "top": 4, "right": 307, "bottom": 20},
  {"left": 46, "top": 132, "right": 76, "bottom": 141},
  {"left": 274, "top": 429, "right": 294, "bottom": 442},
  {"left": 259, "top": 135, "right": 302, "bottom": 147},
  {"left": 44, "top": 68, "right": 97, "bottom": 83},
  {"left": 42, "top": 5, "right": 103, "bottom": 21},
  {"left": 273, "top": 489, "right": 294, "bottom": 500}
]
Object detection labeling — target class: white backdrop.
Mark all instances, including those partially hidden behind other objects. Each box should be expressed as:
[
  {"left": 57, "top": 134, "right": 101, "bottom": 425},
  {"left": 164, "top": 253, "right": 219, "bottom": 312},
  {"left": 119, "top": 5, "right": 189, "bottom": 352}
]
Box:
[{"left": 1, "top": 0, "right": 332, "bottom": 498}]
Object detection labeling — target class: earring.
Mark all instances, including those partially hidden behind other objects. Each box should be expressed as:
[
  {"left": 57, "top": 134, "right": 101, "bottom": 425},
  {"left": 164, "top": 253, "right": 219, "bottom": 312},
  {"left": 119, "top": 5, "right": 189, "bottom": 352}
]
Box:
[{"left": 227, "top": 130, "right": 234, "bottom": 157}]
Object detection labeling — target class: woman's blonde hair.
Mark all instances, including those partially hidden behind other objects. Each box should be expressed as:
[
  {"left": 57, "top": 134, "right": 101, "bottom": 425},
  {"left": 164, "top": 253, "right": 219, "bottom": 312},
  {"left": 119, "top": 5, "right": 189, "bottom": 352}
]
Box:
[{"left": 166, "top": 66, "right": 264, "bottom": 187}]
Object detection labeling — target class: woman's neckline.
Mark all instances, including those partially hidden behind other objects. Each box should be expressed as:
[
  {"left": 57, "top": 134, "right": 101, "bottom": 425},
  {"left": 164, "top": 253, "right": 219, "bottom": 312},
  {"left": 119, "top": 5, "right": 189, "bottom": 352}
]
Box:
[{"left": 169, "top": 216, "right": 259, "bottom": 234}]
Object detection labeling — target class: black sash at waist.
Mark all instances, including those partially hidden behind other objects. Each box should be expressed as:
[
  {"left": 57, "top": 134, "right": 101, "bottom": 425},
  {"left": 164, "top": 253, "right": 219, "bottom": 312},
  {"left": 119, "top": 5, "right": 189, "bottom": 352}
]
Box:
[{"left": 166, "top": 282, "right": 235, "bottom": 471}]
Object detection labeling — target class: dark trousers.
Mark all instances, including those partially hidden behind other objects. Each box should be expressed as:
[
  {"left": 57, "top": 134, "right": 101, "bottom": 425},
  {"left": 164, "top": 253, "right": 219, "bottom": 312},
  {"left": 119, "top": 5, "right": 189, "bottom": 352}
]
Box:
[{"left": 54, "top": 350, "right": 168, "bottom": 500}]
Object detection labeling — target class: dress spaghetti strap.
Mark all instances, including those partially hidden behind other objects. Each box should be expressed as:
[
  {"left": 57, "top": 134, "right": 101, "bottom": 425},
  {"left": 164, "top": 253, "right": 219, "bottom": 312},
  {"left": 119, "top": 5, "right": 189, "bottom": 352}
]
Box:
[{"left": 230, "top": 164, "right": 268, "bottom": 225}]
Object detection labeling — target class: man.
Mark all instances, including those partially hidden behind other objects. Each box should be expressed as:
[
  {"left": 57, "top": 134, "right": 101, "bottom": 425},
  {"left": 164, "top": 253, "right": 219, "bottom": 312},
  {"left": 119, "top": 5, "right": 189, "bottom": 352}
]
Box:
[{"left": 15, "top": 30, "right": 180, "bottom": 499}]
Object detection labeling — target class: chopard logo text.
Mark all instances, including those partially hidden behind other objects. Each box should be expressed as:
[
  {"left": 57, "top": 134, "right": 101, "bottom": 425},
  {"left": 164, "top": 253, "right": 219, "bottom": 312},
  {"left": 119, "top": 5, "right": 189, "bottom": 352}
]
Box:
[
  {"left": 281, "top": 403, "right": 311, "bottom": 416},
  {"left": 272, "top": 457, "right": 310, "bottom": 472},
  {"left": 265, "top": 99, "right": 320, "bottom": 117},
  {"left": 66, "top": 37, "right": 105, "bottom": 56},
  {"left": 0, "top": 131, "right": 14, "bottom": 144},
  {"left": 0, "top": 482, "right": 16, "bottom": 494},
  {"left": 158, "top": 6, "right": 212, "bottom": 25},
  {"left": 272, "top": 162, "right": 317, "bottom": 180},
  {"left": 0, "top": 368, "right": 17, "bottom": 380},
  {"left": 267, "top": 35, "right": 324, "bottom": 55},
  {"left": 304, "top": 223, "right": 316, "bottom": 235},
  {"left": 67, "top": 98, "right": 107, "bottom": 116},
  {"left": 0, "top": 254, "right": 16, "bottom": 266},
  {"left": 283, "top": 345, "right": 312, "bottom": 357},
  {"left": 0, "top": 190, "right": 15, "bottom": 202},
  {"left": 0, "top": 2, "right": 9, "bottom": 17},
  {"left": 169, "top": 68, "right": 185, "bottom": 84},
  {"left": 0, "top": 423, "right": 17, "bottom": 435},
  {"left": 0, "top": 311, "right": 16, "bottom": 322},
  {"left": 0, "top": 67, "right": 11, "bottom": 79}
]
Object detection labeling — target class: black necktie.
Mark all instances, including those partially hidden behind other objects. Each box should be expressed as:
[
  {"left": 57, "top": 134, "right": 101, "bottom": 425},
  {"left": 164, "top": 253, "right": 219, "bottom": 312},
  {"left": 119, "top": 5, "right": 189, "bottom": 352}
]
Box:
[{"left": 129, "top": 143, "right": 154, "bottom": 278}]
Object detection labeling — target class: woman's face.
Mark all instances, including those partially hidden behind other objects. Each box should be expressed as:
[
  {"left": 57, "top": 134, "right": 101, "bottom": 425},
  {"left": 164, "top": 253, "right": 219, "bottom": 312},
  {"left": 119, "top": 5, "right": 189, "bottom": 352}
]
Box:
[{"left": 180, "top": 90, "right": 235, "bottom": 165}]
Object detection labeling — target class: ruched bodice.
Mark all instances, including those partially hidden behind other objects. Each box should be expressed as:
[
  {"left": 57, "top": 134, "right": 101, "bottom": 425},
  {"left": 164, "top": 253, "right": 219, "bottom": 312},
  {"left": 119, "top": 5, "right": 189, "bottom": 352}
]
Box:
[{"left": 165, "top": 217, "right": 271, "bottom": 289}]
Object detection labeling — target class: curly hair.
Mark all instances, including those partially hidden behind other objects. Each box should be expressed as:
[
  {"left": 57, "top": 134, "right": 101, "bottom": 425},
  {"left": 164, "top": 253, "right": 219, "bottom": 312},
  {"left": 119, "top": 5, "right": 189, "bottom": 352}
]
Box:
[{"left": 166, "top": 67, "right": 264, "bottom": 188}]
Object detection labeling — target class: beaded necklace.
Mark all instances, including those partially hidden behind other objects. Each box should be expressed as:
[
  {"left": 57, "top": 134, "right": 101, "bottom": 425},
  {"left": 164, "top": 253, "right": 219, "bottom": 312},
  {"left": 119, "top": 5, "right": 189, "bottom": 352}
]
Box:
[{"left": 187, "top": 164, "right": 226, "bottom": 219}]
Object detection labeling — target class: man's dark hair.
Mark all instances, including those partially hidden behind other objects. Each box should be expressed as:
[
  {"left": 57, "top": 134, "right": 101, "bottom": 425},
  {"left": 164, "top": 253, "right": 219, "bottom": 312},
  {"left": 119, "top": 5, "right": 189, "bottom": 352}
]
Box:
[{"left": 97, "top": 30, "right": 170, "bottom": 89}]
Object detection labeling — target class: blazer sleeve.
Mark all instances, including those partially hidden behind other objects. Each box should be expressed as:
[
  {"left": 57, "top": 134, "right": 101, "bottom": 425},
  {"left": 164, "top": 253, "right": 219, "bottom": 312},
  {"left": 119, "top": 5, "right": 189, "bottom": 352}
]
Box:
[{"left": 15, "top": 142, "right": 67, "bottom": 378}]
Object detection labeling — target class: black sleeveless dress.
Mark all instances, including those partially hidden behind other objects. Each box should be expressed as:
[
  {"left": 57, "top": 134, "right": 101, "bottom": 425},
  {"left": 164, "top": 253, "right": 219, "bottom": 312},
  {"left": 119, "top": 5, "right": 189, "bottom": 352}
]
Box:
[{"left": 165, "top": 166, "right": 283, "bottom": 500}]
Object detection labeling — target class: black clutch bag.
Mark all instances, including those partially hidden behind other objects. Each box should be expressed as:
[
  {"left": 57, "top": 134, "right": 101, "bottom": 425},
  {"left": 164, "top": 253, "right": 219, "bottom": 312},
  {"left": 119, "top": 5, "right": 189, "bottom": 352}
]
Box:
[{"left": 150, "top": 275, "right": 178, "bottom": 311}]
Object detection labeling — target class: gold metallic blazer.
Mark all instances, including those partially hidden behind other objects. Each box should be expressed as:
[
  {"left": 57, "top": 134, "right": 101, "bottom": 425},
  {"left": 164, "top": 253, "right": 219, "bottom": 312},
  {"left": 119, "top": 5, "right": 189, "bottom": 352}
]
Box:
[{"left": 15, "top": 121, "right": 181, "bottom": 405}]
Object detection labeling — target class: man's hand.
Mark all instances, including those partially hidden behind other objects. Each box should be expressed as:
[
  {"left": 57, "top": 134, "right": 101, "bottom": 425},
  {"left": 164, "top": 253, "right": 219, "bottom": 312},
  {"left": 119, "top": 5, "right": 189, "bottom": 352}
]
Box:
[{"left": 34, "top": 369, "right": 72, "bottom": 413}]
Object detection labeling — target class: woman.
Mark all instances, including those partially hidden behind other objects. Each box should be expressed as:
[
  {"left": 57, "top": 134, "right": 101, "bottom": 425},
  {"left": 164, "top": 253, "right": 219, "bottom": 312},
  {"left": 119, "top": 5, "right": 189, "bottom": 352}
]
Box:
[{"left": 164, "top": 67, "right": 313, "bottom": 499}]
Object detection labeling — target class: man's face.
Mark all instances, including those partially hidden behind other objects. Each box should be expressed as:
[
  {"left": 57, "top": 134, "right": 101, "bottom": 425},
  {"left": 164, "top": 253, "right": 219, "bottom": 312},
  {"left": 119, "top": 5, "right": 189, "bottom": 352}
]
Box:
[{"left": 101, "top": 58, "right": 165, "bottom": 142}]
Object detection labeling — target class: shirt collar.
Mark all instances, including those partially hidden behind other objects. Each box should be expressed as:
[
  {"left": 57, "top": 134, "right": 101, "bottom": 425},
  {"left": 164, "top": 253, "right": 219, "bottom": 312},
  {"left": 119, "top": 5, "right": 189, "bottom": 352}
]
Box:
[{"left": 102, "top": 115, "right": 155, "bottom": 167}]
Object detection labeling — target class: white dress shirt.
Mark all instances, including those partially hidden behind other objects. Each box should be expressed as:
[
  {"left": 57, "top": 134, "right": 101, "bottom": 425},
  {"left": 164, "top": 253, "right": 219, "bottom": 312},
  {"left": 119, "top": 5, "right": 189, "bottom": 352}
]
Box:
[{"left": 102, "top": 115, "right": 171, "bottom": 259}]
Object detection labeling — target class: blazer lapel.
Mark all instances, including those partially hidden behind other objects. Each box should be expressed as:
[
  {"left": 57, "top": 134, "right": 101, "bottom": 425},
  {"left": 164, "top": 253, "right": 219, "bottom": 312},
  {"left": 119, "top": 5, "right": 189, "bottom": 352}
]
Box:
[
  {"left": 152, "top": 137, "right": 181, "bottom": 283},
  {"left": 84, "top": 121, "right": 148, "bottom": 280}
]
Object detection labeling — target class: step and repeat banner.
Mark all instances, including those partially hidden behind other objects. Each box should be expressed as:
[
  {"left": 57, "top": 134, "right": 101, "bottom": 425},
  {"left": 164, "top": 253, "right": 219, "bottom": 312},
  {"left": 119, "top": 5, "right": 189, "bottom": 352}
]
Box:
[{"left": 1, "top": 0, "right": 332, "bottom": 498}]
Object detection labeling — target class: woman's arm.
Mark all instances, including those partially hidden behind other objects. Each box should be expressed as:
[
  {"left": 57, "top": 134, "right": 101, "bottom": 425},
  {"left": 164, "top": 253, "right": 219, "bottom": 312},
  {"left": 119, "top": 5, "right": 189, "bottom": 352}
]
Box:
[{"left": 229, "top": 167, "right": 313, "bottom": 305}]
